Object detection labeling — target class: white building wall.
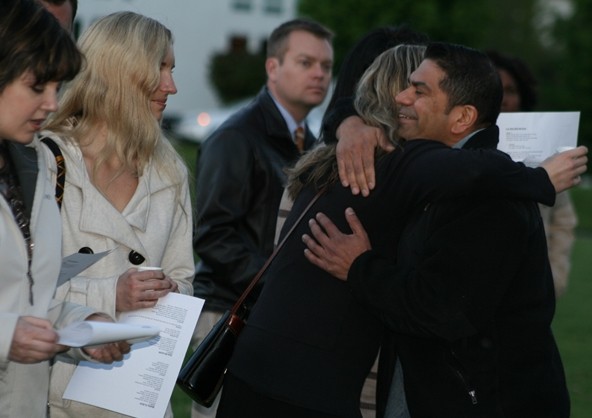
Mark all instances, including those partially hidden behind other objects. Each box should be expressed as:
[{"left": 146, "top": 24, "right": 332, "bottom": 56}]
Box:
[{"left": 75, "top": 0, "right": 297, "bottom": 114}]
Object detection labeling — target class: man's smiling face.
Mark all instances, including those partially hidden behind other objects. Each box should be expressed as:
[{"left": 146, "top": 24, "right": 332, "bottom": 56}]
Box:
[{"left": 394, "top": 59, "right": 456, "bottom": 146}]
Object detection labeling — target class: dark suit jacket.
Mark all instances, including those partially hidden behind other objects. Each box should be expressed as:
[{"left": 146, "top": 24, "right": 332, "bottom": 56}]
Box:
[
  {"left": 193, "top": 87, "right": 316, "bottom": 311},
  {"left": 349, "top": 127, "right": 569, "bottom": 417},
  {"left": 225, "top": 131, "right": 556, "bottom": 417}
]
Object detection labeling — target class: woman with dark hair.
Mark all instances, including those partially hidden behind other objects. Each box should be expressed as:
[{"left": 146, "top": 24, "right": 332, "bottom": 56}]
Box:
[
  {"left": 0, "top": 1, "right": 128, "bottom": 416},
  {"left": 485, "top": 49, "right": 538, "bottom": 112}
]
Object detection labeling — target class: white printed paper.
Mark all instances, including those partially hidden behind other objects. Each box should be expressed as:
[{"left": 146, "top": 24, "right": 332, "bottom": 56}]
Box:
[
  {"left": 63, "top": 293, "right": 204, "bottom": 418},
  {"left": 58, "top": 321, "right": 160, "bottom": 347},
  {"left": 497, "top": 111, "right": 580, "bottom": 167}
]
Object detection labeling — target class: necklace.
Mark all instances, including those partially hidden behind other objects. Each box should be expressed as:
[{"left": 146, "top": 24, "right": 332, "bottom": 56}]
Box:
[{"left": 0, "top": 142, "right": 35, "bottom": 305}]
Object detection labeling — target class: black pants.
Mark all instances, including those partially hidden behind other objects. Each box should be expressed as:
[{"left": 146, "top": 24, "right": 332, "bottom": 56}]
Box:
[{"left": 216, "top": 372, "right": 343, "bottom": 418}]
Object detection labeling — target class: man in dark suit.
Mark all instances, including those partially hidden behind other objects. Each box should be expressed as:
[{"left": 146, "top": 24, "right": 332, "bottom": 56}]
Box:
[
  {"left": 191, "top": 18, "right": 333, "bottom": 418},
  {"left": 303, "top": 42, "right": 584, "bottom": 417}
]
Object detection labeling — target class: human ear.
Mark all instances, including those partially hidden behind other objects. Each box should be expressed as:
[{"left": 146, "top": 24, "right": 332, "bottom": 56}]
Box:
[
  {"left": 450, "top": 105, "right": 478, "bottom": 135},
  {"left": 265, "top": 57, "right": 279, "bottom": 81}
]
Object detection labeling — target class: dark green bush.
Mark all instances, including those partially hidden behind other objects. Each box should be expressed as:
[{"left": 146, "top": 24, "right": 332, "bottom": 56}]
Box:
[{"left": 209, "top": 51, "right": 266, "bottom": 105}]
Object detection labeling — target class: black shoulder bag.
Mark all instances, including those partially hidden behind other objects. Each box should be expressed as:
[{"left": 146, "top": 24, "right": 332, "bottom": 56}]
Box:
[{"left": 176, "top": 188, "right": 324, "bottom": 407}]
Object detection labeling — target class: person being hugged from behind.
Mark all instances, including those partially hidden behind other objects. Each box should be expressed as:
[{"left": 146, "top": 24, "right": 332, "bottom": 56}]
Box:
[
  {"left": 0, "top": 1, "right": 130, "bottom": 417},
  {"left": 42, "top": 11, "right": 194, "bottom": 418}
]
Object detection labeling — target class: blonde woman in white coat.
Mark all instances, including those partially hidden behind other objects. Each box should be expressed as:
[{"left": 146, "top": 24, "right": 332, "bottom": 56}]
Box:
[
  {"left": 0, "top": 2, "right": 130, "bottom": 417},
  {"left": 42, "top": 12, "right": 195, "bottom": 418}
]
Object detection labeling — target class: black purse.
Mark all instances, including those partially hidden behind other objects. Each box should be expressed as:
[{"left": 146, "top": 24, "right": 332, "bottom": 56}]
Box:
[
  {"left": 176, "top": 189, "right": 324, "bottom": 406},
  {"left": 176, "top": 310, "right": 244, "bottom": 406}
]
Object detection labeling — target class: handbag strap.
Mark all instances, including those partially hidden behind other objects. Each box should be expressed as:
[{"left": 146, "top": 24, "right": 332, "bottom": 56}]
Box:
[
  {"left": 230, "top": 188, "right": 325, "bottom": 314},
  {"left": 40, "top": 137, "right": 65, "bottom": 210}
]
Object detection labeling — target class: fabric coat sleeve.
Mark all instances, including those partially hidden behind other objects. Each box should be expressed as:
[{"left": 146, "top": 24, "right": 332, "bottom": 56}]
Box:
[
  {"left": 47, "top": 298, "right": 104, "bottom": 360},
  {"left": 398, "top": 145, "right": 556, "bottom": 206},
  {"left": 159, "top": 162, "right": 195, "bottom": 296}
]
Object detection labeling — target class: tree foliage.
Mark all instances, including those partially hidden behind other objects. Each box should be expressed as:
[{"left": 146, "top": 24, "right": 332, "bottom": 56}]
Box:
[
  {"left": 299, "top": 0, "right": 541, "bottom": 70},
  {"left": 209, "top": 51, "right": 266, "bottom": 105},
  {"left": 299, "top": 0, "right": 591, "bottom": 148},
  {"left": 550, "top": 0, "right": 592, "bottom": 144}
]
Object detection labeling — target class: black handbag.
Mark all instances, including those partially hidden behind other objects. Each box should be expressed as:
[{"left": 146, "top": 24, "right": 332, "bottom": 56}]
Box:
[
  {"left": 176, "top": 310, "right": 245, "bottom": 406},
  {"left": 176, "top": 189, "right": 324, "bottom": 406}
]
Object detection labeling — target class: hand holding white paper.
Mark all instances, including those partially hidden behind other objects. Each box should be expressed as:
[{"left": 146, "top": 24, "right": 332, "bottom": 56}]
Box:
[{"left": 62, "top": 293, "right": 205, "bottom": 418}]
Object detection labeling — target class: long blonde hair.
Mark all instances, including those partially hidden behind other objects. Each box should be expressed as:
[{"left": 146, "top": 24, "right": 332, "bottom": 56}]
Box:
[
  {"left": 46, "top": 11, "right": 183, "bottom": 186},
  {"left": 287, "top": 44, "right": 426, "bottom": 198}
]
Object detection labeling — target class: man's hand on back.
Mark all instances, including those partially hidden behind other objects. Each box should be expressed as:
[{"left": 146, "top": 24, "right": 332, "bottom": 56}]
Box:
[{"left": 302, "top": 208, "right": 372, "bottom": 280}]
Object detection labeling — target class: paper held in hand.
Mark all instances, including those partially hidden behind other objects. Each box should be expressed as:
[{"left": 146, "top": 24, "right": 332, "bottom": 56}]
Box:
[
  {"left": 56, "top": 248, "right": 116, "bottom": 287},
  {"left": 58, "top": 321, "right": 161, "bottom": 347},
  {"left": 496, "top": 111, "right": 580, "bottom": 167},
  {"left": 63, "top": 292, "right": 204, "bottom": 418}
]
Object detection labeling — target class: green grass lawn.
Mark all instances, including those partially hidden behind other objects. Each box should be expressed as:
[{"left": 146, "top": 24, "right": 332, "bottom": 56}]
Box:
[
  {"left": 171, "top": 137, "right": 592, "bottom": 416},
  {"left": 554, "top": 236, "right": 592, "bottom": 418},
  {"left": 553, "top": 183, "right": 592, "bottom": 418}
]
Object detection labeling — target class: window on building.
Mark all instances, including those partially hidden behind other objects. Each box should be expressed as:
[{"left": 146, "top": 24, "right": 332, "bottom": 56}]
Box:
[
  {"left": 263, "top": 0, "right": 283, "bottom": 14},
  {"left": 232, "top": 0, "right": 252, "bottom": 11}
]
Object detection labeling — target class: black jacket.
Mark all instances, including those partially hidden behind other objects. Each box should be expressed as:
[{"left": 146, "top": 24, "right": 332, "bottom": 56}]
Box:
[
  {"left": 225, "top": 135, "right": 556, "bottom": 417},
  {"left": 349, "top": 127, "right": 569, "bottom": 417},
  {"left": 193, "top": 87, "right": 316, "bottom": 311}
]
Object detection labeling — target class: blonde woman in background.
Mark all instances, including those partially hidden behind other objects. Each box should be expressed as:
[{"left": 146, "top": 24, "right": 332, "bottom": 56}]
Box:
[{"left": 42, "top": 12, "right": 194, "bottom": 418}]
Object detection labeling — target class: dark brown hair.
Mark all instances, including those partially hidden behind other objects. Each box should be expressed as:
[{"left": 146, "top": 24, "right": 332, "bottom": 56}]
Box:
[
  {"left": 0, "top": 0, "right": 82, "bottom": 92},
  {"left": 486, "top": 49, "right": 538, "bottom": 111},
  {"left": 426, "top": 42, "right": 502, "bottom": 127}
]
